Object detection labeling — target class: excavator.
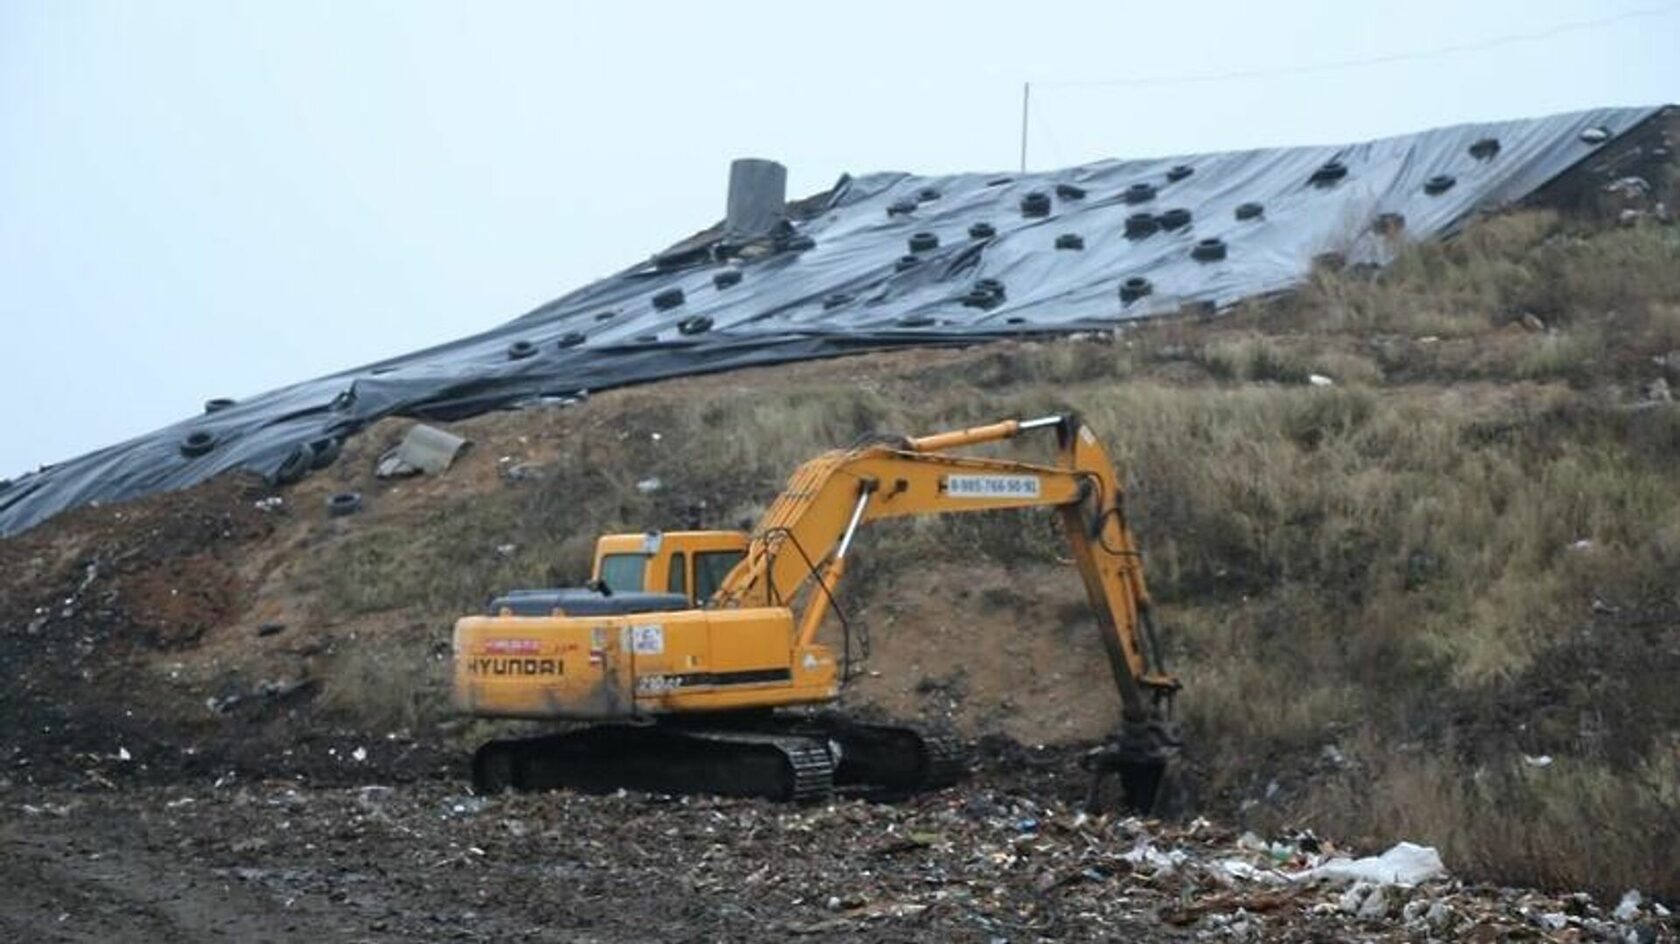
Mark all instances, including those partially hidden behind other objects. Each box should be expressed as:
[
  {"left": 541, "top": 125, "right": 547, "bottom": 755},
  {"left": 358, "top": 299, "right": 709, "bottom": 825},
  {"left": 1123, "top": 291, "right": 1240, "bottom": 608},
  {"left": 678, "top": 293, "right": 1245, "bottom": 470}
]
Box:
[{"left": 452, "top": 413, "right": 1181, "bottom": 810}]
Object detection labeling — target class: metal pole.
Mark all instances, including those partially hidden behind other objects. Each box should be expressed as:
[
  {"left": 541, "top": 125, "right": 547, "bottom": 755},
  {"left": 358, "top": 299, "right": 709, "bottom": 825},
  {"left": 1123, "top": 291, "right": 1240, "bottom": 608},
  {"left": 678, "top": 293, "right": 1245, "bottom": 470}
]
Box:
[
  {"left": 835, "top": 489, "right": 871, "bottom": 560},
  {"left": 1019, "top": 82, "right": 1030, "bottom": 172}
]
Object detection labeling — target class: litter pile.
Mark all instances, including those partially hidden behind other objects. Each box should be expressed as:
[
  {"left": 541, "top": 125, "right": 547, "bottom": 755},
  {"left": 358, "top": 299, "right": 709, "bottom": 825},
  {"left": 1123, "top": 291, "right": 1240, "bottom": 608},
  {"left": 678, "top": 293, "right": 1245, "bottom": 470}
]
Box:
[{"left": 6, "top": 773, "right": 1673, "bottom": 943}]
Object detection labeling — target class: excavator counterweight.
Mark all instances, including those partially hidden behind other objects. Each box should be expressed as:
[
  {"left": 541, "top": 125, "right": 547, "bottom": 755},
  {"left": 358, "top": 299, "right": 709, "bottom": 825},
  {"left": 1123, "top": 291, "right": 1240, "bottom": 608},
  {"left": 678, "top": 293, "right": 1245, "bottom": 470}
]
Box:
[{"left": 452, "top": 414, "right": 1181, "bottom": 810}]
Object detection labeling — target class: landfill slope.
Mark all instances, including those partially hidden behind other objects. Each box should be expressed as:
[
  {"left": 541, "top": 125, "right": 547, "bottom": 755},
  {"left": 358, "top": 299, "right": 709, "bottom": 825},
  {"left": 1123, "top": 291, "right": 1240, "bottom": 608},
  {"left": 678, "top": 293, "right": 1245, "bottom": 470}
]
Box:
[{"left": 0, "top": 105, "right": 1666, "bottom": 536}]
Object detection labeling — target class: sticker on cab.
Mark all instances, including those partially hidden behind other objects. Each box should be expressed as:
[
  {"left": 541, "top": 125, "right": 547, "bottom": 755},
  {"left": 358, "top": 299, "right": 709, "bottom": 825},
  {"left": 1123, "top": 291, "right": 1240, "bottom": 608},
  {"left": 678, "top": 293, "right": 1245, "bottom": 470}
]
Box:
[
  {"left": 628, "top": 624, "right": 664, "bottom": 655},
  {"left": 483, "top": 638, "right": 540, "bottom": 655}
]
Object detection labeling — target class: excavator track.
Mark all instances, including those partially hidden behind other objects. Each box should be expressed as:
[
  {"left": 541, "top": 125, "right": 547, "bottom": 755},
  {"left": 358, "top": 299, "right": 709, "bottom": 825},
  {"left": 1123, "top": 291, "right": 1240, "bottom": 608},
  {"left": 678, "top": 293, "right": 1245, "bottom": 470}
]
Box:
[
  {"left": 472, "top": 724, "right": 834, "bottom": 802},
  {"left": 762, "top": 714, "right": 969, "bottom": 799},
  {"left": 470, "top": 713, "right": 967, "bottom": 803}
]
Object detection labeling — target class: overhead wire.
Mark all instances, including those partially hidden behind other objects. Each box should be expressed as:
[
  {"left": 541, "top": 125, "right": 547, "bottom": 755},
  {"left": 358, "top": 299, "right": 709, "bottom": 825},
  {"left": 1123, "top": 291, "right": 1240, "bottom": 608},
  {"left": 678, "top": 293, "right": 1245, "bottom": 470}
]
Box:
[
  {"left": 1034, "top": 3, "right": 1679, "bottom": 90},
  {"left": 1016, "top": 4, "right": 1675, "bottom": 178}
]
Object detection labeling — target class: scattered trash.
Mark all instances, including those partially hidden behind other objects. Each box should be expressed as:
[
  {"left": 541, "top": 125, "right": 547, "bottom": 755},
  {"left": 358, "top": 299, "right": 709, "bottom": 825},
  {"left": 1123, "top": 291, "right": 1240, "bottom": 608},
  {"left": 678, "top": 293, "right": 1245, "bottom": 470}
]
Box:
[
  {"left": 6, "top": 769, "right": 1670, "bottom": 940},
  {"left": 1307, "top": 373, "right": 1334, "bottom": 387},
  {"left": 1523, "top": 754, "right": 1554, "bottom": 768},
  {"left": 256, "top": 621, "right": 286, "bottom": 637},
  {"left": 376, "top": 424, "right": 469, "bottom": 478},
  {"left": 351, "top": 746, "right": 368, "bottom": 763},
  {"left": 254, "top": 496, "right": 285, "bottom": 513},
  {"left": 445, "top": 796, "right": 489, "bottom": 818},
  {"left": 636, "top": 477, "right": 663, "bottom": 494},
  {"left": 326, "top": 491, "right": 363, "bottom": 517},
  {"left": 502, "top": 462, "right": 549, "bottom": 482}
]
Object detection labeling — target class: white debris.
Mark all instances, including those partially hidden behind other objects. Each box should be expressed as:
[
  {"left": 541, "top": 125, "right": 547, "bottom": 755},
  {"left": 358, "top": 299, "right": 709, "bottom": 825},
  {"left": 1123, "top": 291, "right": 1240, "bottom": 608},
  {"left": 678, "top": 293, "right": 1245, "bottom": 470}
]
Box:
[
  {"left": 254, "top": 496, "right": 285, "bottom": 512},
  {"left": 1294, "top": 841, "right": 1445, "bottom": 886},
  {"left": 1122, "top": 840, "right": 1187, "bottom": 874},
  {"left": 1523, "top": 754, "right": 1554, "bottom": 768},
  {"left": 1218, "top": 858, "right": 1286, "bottom": 883},
  {"left": 494, "top": 543, "right": 518, "bottom": 558},
  {"left": 1426, "top": 899, "right": 1454, "bottom": 930},
  {"left": 1614, "top": 889, "right": 1643, "bottom": 922},
  {"left": 116, "top": 747, "right": 131, "bottom": 762},
  {"left": 1308, "top": 373, "right": 1335, "bottom": 387},
  {"left": 351, "top": 746, "right": 368, "bottom": 763},
  {"left": 357, "top": 785, "right": 394, "bottom": 811},
  {"left": 635, "top": 477, "right": 663, "bottom": 494},
  {"left": 1357, "top": 883, "right": 1390, "bottom": 920},
  {"left": 1338, "top": 882, "right": 1373, "bottom": 914}
]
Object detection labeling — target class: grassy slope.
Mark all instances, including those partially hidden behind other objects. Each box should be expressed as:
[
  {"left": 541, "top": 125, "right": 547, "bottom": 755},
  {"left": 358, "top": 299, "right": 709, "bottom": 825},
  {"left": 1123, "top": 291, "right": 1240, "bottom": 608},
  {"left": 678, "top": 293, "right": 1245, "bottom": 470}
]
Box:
[{"left": 279, "top": 212, "right": 1680, "bottom": 897}]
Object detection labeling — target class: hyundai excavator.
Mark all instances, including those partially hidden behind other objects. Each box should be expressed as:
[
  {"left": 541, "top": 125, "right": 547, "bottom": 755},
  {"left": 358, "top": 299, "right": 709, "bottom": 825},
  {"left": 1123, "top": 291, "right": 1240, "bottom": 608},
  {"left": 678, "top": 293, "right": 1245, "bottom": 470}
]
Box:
[{"left": 452, "top": 414, "right": 1181, "bottom": 809}]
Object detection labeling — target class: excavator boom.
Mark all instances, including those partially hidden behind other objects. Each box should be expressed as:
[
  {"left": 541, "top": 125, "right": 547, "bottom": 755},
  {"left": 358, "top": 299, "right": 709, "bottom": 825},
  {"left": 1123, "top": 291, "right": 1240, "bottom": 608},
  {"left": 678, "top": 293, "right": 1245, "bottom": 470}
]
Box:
[{"left": 715, "top": 414, "right": 1176, "bottom": 716}]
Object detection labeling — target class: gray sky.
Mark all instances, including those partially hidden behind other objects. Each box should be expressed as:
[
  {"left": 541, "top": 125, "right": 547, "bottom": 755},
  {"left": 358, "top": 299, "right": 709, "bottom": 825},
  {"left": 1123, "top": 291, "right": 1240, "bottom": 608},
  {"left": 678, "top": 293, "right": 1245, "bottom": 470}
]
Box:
[{"left": 2, "top": 0, "right": 1675, "bottom": 478}]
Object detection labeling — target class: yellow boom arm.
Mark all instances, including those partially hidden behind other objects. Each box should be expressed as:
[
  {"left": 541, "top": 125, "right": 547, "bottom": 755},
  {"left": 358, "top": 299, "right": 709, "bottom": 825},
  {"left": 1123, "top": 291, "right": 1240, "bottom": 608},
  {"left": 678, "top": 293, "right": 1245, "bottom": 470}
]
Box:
[{"left": 713, "top": 414, "right": 1177, "bottom": 723}]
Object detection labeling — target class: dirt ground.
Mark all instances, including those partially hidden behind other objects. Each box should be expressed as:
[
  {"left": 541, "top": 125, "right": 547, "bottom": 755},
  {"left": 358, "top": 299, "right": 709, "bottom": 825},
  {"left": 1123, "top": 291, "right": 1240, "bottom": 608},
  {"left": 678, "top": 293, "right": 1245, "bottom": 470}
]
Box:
[{"left": 7, "top": 757, "right": 1673, "bottom": 943}]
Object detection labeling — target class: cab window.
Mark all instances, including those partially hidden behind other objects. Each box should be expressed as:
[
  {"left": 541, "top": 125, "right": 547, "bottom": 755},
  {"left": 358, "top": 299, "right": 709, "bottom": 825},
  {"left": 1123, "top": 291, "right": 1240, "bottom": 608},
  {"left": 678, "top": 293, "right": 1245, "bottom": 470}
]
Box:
[
  {"left": 598, "top": 553, "right": 649, "bottom": 593},
  {"left": 666, "top": 552, "right": 687, "bottom": 596},
  {"left": 694, "top": 550, "right": 745, "bottom": 603}
]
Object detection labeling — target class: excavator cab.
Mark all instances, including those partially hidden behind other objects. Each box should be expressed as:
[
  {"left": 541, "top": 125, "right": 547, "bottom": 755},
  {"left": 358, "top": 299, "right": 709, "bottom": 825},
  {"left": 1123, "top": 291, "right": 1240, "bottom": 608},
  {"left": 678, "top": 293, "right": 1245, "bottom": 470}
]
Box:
[{"left": 590, "top": 531, "right": 749, "bottom": 606}]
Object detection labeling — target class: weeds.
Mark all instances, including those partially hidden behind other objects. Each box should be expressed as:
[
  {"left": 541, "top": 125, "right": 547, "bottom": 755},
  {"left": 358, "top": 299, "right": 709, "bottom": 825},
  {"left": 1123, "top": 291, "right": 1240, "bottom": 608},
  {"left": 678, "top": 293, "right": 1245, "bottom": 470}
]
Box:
[{"left": 315, "top": 628, "right": 449, "bottom": 733}]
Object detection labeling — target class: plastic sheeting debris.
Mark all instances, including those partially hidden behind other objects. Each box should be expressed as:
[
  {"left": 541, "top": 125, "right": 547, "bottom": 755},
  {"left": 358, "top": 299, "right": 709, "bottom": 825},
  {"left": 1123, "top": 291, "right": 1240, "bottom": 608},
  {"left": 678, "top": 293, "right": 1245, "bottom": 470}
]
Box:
[
  {"left": 375, "top": 424, "right": 468, "bottom": 478},
  {"left": 0, "top": 106, "right": 1665, "bottom": 535},
  {"left": 1292, "top": 841, "right": 1446, "bottom": 886}
]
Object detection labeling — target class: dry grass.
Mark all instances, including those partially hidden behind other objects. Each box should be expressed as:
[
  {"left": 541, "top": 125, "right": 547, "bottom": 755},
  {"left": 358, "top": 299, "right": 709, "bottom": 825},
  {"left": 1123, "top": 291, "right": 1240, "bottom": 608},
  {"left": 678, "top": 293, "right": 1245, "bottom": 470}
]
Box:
[
  {"left": 314, "top": 626, "right": 450, "bottom": 734},
  {"left": 298, "top": 214, "right": 1680, "bottom": 898}
]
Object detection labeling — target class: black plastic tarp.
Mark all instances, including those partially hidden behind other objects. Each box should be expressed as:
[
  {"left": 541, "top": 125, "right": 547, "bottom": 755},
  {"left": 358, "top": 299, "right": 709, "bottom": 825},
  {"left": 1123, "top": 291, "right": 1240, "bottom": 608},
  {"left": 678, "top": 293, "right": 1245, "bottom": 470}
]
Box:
[{"left": 0, "top": 105, "right": 1663, "bottom": 536}]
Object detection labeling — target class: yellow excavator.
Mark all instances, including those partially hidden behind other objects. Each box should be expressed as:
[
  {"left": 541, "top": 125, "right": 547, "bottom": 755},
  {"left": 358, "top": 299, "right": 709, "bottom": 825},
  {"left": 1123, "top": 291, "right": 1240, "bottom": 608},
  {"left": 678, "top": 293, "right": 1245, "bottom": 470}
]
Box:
[{"left": 453, "top": 413, "right": 1181, "bottom": 808}]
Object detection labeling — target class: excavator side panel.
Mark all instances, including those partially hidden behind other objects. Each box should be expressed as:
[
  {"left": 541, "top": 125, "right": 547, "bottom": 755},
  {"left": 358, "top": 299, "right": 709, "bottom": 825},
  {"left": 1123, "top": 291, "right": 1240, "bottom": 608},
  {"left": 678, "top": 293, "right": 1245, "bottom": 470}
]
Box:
[
  {"left": 454, "top": 612, "right": 642, "bottom": 719},
  {"left": 649, "top": 608, "right": 840, "bottom": 712},
  {"left": 452, "top": 606, "right": 836, "bottom": 719}
]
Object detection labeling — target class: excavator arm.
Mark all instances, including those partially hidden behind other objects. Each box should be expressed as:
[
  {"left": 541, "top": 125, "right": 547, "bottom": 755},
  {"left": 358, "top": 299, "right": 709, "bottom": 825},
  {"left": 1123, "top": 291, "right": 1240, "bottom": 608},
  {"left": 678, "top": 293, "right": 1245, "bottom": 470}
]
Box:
[{"left": 714, "top": 414, "right": 1181, "bottom": 804}]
